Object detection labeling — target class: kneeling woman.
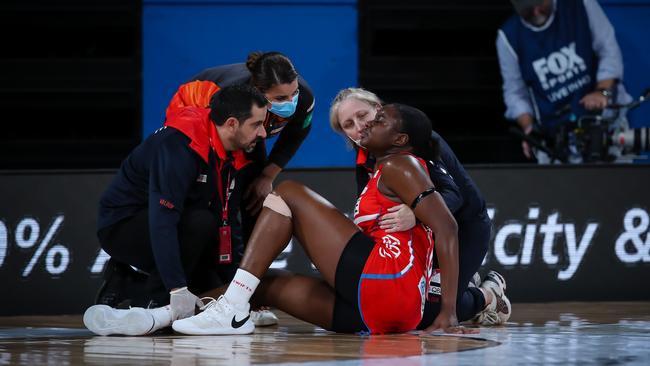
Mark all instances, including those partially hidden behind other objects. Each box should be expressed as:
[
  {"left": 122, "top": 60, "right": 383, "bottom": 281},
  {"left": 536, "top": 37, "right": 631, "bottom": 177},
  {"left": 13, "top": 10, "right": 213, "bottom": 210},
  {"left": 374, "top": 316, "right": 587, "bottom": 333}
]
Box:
[{"left": 173, "top": 104, "right": 470, "bottom": 335}]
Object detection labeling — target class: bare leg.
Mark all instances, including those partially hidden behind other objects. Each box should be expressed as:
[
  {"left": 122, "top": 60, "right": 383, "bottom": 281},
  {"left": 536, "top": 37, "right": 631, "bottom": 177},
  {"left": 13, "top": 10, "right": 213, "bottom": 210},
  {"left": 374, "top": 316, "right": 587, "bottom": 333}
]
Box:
[
  {"left": 254, "top": 271, "right": 335, "bottom": 329},
  {"left": 200, "top": 269, "right": 334, "bottom": 328},
  {"left": 240, "top": 180, "right": 360, "bottom": 287},
  {"left": 230, "top": 180, "right": 361, "bottom": 329}
]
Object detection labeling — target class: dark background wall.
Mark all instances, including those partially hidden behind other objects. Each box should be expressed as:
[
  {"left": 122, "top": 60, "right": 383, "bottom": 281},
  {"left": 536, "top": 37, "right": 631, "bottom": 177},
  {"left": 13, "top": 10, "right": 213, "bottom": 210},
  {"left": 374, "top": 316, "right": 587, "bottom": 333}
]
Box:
[
  {"left": 1, "top": 0, "right": 141, "bottom": 169},
  {"left": 358, "top": 0, "right": 520, "bottom": 163},
  {"left": 1, "top": 0, "right": 648, "bottom": 169}
]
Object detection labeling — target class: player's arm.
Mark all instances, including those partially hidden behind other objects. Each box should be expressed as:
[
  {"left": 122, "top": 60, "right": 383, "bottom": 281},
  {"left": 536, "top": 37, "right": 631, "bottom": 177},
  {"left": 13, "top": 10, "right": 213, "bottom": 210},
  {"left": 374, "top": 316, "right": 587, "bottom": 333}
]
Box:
[{"left": 379, "top": 155, "right": 462, "bottom": 333}]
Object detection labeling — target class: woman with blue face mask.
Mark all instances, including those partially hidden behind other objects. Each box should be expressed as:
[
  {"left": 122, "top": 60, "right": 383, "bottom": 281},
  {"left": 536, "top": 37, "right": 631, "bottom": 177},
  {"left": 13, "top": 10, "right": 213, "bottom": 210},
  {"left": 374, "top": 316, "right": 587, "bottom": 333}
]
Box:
[{"left": 166, "top": 51, "right": 315, "bottom": 245}]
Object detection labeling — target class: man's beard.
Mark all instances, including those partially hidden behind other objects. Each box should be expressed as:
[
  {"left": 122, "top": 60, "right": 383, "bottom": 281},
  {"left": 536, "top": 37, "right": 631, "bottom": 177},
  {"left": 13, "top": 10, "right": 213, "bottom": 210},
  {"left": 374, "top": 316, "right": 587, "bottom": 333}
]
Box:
[{"left": 243, "top": 138, "right": 262, "bottom": 153}]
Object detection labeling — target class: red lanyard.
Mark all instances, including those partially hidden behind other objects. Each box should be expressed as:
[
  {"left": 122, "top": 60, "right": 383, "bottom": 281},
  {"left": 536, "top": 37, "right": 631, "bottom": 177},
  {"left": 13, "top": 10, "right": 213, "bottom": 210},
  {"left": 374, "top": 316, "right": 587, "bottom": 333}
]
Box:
[{"left": 215, "top": 160, "right": 232, "bottom": 226}]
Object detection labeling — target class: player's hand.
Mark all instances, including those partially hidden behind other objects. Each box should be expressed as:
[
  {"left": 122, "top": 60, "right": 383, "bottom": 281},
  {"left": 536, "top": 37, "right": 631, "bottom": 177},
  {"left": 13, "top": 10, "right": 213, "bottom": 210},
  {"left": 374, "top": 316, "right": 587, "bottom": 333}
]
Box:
[
  {"left": 580, "top": 91, "right": 608, "bottom": 110},
  {"left": 420, "top": 310, "right": 479, "bottom": 335},
  {"left": 244, "top": 174, "right": 273, "bottom": 215},
  {"left": 379, "top": 204, "right": 416, "bottom": 232}
]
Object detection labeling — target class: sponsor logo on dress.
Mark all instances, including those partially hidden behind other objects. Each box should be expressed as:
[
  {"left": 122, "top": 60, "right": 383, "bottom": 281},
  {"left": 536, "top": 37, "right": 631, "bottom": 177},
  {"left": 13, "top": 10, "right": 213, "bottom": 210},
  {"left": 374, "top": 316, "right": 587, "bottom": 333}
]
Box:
[{"left": 379, "top": 234, "right": 401, "bottom": 259}]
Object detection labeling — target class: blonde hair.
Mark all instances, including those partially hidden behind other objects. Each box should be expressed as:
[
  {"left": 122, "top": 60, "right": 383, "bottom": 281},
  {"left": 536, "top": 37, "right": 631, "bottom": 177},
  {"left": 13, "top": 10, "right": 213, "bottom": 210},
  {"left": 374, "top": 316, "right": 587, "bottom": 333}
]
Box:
[{"left": 329, "top": 87, "right": 383, "bottom": 134}]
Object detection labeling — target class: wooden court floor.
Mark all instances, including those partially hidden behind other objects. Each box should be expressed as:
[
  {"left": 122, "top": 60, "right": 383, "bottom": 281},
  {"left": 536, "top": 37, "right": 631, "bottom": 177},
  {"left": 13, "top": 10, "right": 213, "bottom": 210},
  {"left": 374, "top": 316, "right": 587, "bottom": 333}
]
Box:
[{"left": 0, "top": 302, "right": 649, "bottom": 365}]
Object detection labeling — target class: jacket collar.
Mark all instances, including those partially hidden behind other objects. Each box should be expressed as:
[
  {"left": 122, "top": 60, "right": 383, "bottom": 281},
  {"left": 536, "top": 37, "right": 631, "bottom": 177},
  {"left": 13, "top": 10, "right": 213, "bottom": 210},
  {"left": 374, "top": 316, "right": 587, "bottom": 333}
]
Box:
[
  {"left": 356, "top": 148, "right": 369, "bottom": 166},
  {"left": 164, "top": 107, "right": 251, "bottom": 170}
]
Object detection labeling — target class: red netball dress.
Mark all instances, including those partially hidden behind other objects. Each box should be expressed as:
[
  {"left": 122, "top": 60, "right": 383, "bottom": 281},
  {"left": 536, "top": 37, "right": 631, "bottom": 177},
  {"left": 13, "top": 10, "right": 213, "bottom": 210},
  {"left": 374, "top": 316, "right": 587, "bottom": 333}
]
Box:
[{"left": 353, "top": 155, "right": 435, "bottom": 334}]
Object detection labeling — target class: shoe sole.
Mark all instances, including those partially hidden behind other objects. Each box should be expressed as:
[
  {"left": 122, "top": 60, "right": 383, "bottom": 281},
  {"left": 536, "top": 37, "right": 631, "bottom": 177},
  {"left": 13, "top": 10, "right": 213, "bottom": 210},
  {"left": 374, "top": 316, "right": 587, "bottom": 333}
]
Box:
[
  {"left": 494, "top": 289, "right": 511, "bottom": 317},
  {"left": 84, "top": 305, "right": 154, "bottom": 336},
  {"left": 251, "top": 311, "right": 279, "bottom": 327},
  {"left": 172, "top": 320, "right": 254, "bottom": 335},
  {"left": 253, "top": 319, "right": 278, "bottom": 327}
]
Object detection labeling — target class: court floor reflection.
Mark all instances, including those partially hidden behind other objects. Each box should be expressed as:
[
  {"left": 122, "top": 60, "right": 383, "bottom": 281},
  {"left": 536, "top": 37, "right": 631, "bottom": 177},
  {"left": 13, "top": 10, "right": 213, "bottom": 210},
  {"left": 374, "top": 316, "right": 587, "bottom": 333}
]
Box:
[
  {"left": 79, "top": 329, "right": 496, "bottom": 365},
  {"left": 0, "top": 302, "right": 648, "bottom": 366}
]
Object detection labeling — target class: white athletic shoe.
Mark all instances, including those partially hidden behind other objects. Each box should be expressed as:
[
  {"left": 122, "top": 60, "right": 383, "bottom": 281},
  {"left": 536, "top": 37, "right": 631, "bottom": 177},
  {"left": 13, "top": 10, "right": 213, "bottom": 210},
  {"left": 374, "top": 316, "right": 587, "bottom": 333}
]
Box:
[
  {"left": 468, "top": 272, "right": 482, "bottom": 288},
  {"left": 250, "top": 309, "right": 279, "bottom": 327},
  {"left": 473, "top": 270, "right": 511, "bottom": 326},
  {"left": 172, "top": 295, "right": 254, "bottom": 335},
  {"left": 84, "top": 305, "right": 155, "bottom": 336}
]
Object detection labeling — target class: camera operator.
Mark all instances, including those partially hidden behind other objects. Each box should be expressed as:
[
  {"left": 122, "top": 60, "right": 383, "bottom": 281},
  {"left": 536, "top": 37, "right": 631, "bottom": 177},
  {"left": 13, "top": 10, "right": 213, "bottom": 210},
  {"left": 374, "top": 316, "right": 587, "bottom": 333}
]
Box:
[{"left": 497, "top": 0, "right": 632, "bottom": 163}]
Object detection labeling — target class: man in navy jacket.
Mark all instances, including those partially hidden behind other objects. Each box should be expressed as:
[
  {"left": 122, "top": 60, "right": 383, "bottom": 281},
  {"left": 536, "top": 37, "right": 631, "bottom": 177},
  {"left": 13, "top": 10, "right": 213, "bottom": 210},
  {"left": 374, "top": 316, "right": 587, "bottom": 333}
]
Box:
[{"left": 96, "top": 84, "right": 268, "bottom": 321}]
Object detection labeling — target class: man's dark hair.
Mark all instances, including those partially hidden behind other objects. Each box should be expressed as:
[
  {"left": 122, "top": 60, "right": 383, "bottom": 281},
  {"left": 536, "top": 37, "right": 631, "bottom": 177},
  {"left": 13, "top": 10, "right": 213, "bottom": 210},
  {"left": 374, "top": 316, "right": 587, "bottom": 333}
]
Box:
[
  {"left": 391, "top": 103, "right": 440, "bottom": 162},
  {"left": 246, "top": 51, "right": 298, "bottom": 92},
  {"left": 209, "top": 84, "right": 268, "bottom": 126}
]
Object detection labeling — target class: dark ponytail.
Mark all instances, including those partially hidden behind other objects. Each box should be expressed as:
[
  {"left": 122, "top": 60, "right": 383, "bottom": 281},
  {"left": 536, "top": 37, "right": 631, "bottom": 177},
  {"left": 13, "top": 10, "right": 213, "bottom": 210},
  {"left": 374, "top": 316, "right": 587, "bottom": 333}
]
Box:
[
  {"left": 245, "top": 51, "right": 298, "bottom": 92},
  {"left": 245, "top": 51, "right": 263, "bottom": 72}
]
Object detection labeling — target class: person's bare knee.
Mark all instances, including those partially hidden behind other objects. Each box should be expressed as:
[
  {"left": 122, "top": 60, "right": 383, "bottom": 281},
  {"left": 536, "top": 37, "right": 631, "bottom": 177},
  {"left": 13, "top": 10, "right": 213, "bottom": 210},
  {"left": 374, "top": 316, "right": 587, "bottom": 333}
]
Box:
[
  {"left": 275, "top": 180, "right": 336, "bottom": 214},
  {"left": 271, "top": 180, "right": 314, "bottom": 215},
  {"left": 263, "top": 193, "right": 292, "bottom": 218},
  {"left": 274, "top": 180, "right": 306, "bottom": 201}
]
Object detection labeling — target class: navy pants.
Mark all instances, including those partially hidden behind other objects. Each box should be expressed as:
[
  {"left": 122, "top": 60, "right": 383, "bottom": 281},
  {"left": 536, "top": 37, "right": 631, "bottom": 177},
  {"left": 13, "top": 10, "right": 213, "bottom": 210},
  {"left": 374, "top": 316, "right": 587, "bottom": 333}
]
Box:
[{"left": 98, "top": 207, "right": 241, "bottom": 306}]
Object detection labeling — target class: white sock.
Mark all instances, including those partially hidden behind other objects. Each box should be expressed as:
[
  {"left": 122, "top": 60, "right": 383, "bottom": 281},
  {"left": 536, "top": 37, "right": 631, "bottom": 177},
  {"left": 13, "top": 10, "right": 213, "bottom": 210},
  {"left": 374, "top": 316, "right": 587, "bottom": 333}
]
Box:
[
  {"left": 224, "top": 269, "right": 260, "bottom": 306},
  {"left": 147, "top": 306, "right": 172, "bottom": 333}
]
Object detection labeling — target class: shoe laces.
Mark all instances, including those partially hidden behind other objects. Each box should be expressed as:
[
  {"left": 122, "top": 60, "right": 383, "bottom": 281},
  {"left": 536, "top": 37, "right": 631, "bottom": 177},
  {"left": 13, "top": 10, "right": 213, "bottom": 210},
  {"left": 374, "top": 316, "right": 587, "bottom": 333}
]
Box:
[
  {"left": 198, "top": 297, "right": 218, "bottom": 311},
  {"left": 479, "top": 310, "right": 501, "bottom": 325},
  {"left": 197, "top": 296, "right": 232, "bottom": 322}
]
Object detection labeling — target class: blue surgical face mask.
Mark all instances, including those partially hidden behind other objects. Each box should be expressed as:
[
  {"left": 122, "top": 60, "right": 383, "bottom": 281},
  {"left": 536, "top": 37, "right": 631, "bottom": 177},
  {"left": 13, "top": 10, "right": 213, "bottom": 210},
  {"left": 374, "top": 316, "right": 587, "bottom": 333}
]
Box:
[{"left": 269, "top": 91, "right": 299, "bottom": 118}]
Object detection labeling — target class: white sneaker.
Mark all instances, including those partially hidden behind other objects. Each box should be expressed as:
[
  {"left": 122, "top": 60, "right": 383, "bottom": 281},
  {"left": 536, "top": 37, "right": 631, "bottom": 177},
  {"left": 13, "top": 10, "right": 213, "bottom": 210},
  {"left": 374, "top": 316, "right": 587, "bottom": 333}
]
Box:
[
  {"left": 172, "top": 295, "right": 254, "bottom": 335},
  {"left": 473, "top": 270, "right": 511, "bottom": 325},
  {"left": 468, "top": 272, "right": 482, "bottom": 288},
  {"left": 250, "top": 309, "right": 279, "bottom": 327},
  {"left": 84, "top": 305, "right": 155, "bottom": 336}
]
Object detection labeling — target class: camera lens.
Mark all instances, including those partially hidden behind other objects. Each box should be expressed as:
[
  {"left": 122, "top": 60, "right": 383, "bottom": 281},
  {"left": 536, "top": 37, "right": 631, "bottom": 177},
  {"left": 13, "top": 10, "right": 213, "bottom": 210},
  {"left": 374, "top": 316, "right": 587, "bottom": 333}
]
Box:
[{"left": 613, "top": 128, "right": 650, "bottom": 153}]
